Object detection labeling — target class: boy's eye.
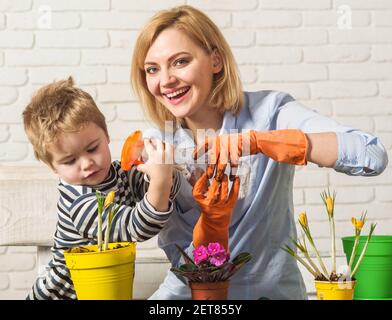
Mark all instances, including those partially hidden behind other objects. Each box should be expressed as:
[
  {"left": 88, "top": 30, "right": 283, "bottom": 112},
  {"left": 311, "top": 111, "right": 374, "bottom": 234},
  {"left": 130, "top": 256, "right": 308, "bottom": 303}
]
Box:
[
  {"left": 64, "top": 159, "right": 76, "bottom": 165},
  {"left": 87, "top": 145, "right": 98, "bottom": 153}
]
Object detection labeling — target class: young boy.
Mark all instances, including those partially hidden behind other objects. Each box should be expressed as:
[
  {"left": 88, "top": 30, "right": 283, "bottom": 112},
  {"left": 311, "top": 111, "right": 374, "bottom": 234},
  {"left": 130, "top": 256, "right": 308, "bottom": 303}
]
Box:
[{"left": 22, "top": 77, "right": 181, "bottom": 300}]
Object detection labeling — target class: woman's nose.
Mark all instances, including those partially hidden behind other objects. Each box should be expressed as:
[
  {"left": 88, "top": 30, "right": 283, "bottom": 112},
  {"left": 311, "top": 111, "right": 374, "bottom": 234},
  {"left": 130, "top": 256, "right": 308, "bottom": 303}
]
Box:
[{"left": 160, "top": 69, "right": 177, "bottom": 87}]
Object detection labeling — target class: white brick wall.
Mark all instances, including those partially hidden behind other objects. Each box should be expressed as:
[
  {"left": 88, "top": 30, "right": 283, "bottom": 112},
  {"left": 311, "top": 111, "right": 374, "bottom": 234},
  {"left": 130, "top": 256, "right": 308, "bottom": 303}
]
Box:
[{"left": 1, "top": 0, "right": 392, "bottom": 299}]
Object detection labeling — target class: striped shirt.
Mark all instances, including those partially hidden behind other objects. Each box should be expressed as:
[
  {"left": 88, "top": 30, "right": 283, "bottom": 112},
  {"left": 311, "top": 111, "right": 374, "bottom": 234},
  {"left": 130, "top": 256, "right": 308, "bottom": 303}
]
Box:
[{"left": 27, "top": 160, "right": 180, "bottom": 300}]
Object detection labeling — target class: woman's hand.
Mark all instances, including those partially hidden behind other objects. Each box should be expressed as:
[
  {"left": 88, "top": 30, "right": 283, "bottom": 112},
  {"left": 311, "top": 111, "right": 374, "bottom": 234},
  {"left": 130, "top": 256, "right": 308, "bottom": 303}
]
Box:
[
  {"left": 193, "top": 133, "right": 244, "bottom": 180},
  {"left": 193, "top": 129, "right": 308, "bottom": 180},
  {"left": 192, "top": 171, "right": 240, "bottom": 250}
]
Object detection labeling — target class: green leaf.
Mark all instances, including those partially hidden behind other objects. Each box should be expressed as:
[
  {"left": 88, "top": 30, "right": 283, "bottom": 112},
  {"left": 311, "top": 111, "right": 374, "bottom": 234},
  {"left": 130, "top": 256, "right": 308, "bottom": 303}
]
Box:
[
  {"left": 281, "top": 246, "right": 295, "bottom": 257},
  {"left": 112, "top": 203, "right": 121, "bottom": 216},
  {"left": 179, "top": 264, "right": 198, "bottom": 272},
  {"left": 232, "top": 252, "right": 252, "bottom": 266},
  {"left": 96, "top": 190, "right": 105, "bottom": 213},
  {"left": 175, "top": 244, "right": 196, "bottom": 266}
]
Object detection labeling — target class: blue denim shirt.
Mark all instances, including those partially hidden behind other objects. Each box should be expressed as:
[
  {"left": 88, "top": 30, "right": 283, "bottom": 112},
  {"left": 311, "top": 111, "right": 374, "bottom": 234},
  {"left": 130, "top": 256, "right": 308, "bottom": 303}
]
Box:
[{"left": 147, "top": 91, "right": 388, "bottom": 300}]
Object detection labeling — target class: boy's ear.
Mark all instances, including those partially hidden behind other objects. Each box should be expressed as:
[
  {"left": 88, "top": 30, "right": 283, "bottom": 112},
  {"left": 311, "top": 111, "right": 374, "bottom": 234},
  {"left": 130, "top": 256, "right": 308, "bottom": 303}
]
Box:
[
  {"left": 211, "top": 49, "right": 223, "bottom": 74},
  {"left": 47, "top": 158, "right": 59, "bottom": 175},
  {"left": 49, "top": 164, "right": 58, "bottom": 175}
]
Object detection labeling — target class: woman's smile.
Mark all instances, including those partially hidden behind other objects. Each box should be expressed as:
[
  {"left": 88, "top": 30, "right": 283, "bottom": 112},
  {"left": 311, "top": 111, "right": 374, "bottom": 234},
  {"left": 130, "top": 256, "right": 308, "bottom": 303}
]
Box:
[{"left": 163, "top": 86, "right": 191, "bottom": 106}]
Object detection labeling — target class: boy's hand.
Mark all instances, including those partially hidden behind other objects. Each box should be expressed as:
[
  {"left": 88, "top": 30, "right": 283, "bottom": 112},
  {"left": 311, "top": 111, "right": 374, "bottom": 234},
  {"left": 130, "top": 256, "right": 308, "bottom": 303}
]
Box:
[
  {"left": 136, "top": 139, "right": 175, "bottom": 211},
  {"left": 136, "top": 139, "right": 174, "bottom": 184}
]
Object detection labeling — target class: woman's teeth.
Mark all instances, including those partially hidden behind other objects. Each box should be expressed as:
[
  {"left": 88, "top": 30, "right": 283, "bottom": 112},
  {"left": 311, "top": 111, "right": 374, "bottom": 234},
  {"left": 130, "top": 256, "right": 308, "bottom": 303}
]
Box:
[{"left": 166, "top": 87, "right": 189, "bottom": 99}]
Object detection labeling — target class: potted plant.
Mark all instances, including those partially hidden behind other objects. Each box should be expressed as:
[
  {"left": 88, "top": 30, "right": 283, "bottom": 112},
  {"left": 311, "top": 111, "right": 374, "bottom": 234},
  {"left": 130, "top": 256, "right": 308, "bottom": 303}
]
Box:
[
  {"left": 282, "top": 190, "right": 376, "bottom": 300},
  {"left": 64, "top": 190, "right": 136, "bottom": 300},
  {"left": 170, "top": 242, "right": 252, "bottom": 300},
  {"left": 342, "top": 217, "right": 392, "bottom": 300}
]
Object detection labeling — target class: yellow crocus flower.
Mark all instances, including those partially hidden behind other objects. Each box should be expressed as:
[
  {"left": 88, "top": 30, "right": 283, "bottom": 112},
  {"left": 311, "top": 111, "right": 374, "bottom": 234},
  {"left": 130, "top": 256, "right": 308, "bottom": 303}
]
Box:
[
  {"left": 356, "top": 220, "right": 364, "bottom": 230},
  {"left": 326, "top": 196, "right": 334, "bottom": 218},
  {"left": 298, "top": 212, "right": 308, "bottom": 228},
  {"left": 352, "top": 217, "right": 365, "bottom": 233},
  {"left": 104, "top": 191, "right": 115, "bottom": 208}
]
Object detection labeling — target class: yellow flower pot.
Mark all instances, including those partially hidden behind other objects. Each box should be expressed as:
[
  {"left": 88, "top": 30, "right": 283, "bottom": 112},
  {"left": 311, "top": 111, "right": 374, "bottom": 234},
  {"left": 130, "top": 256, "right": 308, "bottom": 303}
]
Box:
[
  {"left": 314, "top": 280, "right": 356, "bottom": 300},
  {"left": 64, "top": 242, "right": 136, "bottom": 300}
]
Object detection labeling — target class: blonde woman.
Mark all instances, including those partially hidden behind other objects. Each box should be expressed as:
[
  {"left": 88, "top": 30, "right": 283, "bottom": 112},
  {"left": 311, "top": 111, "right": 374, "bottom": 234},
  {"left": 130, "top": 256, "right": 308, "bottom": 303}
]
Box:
[{"left": 131, "top": 5, "right": 388, "bottom": 299}]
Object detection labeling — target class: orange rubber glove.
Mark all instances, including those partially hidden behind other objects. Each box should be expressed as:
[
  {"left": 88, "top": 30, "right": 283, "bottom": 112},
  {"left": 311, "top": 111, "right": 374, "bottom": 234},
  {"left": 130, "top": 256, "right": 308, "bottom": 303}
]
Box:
[
  {"left": 193, "top": 129, "right": 308, "bottom": 179},
  {"left": 192, "top": 172, "right": 240, "bottom": 251}
]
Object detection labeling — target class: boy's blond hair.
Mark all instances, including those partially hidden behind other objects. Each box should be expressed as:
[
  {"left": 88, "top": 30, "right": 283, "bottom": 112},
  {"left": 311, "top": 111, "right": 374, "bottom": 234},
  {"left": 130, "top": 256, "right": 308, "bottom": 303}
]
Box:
[
  {"left": 131, "top": 5, "right": 244, "bottom": 129},
  {"left": 23, "top": 77, "right": 108, "bottom": 166}
]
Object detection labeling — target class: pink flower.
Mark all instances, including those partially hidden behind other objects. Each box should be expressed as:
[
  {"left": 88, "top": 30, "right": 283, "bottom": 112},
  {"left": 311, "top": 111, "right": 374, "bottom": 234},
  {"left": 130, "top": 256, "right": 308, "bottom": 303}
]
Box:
[
  {"left": 207, "top": 242, "right": 226, "bottom": 256},
  {"left": 210, "top": 252, "right": 228, "bottom": 266},
  {"left": 206, "top": 243, "right": 228, "bottom": 266},
  {"left": 193, "top": 245, "right": 209, "bottom": 265}
]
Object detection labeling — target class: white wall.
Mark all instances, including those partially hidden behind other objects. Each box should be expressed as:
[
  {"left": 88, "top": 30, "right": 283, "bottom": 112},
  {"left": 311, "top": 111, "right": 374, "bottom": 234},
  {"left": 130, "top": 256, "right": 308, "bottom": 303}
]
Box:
[{"left": 0, "top": 0, "right": 392, "bottom": 299}]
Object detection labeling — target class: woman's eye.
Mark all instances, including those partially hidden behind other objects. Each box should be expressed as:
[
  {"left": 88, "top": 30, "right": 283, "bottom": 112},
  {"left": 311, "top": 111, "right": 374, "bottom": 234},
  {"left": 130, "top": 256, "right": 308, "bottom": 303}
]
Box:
[
  {"left": 174, "top": 58, "right": 188, "bottom": 66},
  {"left": 146, "top": 66, "right": 158, "bottom": 74}
]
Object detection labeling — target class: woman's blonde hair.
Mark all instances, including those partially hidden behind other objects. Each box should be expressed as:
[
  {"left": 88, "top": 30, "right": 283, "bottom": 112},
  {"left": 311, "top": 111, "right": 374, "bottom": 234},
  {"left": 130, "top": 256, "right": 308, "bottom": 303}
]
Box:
[
  {"left": 131, "top": 5, "right": 244, "bottom": 129},
  {"left": 22, "top": 77, "right": 108, "bottom": 166}
]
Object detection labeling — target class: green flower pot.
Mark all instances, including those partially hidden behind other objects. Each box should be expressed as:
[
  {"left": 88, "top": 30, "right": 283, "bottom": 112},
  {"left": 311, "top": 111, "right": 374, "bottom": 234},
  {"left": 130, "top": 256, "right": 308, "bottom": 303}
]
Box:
[{"left": 342, "top": 235, "right": 392, "bottom": 300}]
